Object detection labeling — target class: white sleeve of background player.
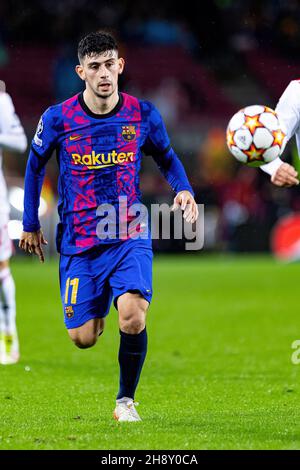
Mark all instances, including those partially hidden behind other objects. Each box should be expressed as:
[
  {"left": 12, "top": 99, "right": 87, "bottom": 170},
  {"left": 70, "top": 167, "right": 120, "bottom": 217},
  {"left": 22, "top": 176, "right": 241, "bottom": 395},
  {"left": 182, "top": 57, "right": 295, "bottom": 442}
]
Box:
[
  {"left": 260, "top": 156, "right": 283, "bottom": 176},
  {"left": 261, "top": 80, "right": 300, "bottom": 176},
  {"left": 0, "top": 92, "right": 27, "bottom": 153}
]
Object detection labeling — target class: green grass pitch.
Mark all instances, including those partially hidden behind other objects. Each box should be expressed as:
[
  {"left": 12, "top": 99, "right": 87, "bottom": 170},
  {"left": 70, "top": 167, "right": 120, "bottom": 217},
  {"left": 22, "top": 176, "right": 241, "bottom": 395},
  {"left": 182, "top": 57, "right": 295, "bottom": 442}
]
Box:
[{"left": 0, "top": 254, "right": 300, "bottom": 450}]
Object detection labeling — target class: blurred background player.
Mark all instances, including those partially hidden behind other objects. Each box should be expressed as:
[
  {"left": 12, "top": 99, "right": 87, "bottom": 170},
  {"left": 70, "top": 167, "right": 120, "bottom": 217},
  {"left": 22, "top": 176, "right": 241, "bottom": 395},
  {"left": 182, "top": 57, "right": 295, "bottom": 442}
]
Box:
[
  {"left": 0, "top": 81, "right": 27, "bottom": 364},
  {"left": 261, "top": 80, "right": 300, "bottom": 188}
]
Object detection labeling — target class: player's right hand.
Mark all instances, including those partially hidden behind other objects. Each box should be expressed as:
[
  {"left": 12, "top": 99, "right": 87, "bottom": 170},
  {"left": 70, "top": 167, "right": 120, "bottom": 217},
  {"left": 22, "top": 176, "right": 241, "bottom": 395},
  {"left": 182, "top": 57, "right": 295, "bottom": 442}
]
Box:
[
  {"left": 271, "top": 163, "right": 299, "bottom": 187},
  {"left": 19, "top": 229, "right": 48, "bottom": 263}
]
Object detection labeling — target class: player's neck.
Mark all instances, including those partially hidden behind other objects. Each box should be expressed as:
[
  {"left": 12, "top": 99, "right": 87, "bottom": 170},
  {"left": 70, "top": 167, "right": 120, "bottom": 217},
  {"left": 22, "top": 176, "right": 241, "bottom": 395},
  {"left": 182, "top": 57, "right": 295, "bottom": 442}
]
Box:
[{"left": 83, "top": 88, "right": 120, "bottom": 115}]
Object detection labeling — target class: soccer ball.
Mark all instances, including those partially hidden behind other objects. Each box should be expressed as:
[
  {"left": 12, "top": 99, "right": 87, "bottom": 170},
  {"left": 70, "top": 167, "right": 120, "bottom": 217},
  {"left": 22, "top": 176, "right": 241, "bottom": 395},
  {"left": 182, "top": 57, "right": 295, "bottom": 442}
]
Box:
[{"left": 226, "top": 105, "right": 287, "bottom": 167}]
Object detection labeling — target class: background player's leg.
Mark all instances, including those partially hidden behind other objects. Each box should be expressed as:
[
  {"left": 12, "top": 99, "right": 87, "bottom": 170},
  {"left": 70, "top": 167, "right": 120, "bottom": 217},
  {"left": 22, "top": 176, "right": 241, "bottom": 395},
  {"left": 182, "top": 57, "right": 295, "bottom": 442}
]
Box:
[
  {"left": 0, "top": 287, "right": 5, "bottom": 362},
  {"left": 116, "top": 292, "right": 149, "bottom": 402},
  {"left": 68, "top": 317, "right": 105, "bottom": 349},
  {"left": 0, "top": 259, "right": 19, "bottom": 364}
]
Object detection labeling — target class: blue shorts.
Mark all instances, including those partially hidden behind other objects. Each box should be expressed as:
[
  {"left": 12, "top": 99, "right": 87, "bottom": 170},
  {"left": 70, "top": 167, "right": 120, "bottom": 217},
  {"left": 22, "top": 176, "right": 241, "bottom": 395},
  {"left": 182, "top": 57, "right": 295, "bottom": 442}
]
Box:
[{"left": 59, "top": 238, "right": 153, "bottom": 329}]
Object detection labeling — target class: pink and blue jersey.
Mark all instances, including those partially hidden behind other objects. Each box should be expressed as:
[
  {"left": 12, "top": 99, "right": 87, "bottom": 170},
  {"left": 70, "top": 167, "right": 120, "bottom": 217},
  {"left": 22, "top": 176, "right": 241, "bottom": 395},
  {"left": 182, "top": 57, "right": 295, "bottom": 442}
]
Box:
[{"left": 23, "top": 92, "right": 194, "bottom": 255}]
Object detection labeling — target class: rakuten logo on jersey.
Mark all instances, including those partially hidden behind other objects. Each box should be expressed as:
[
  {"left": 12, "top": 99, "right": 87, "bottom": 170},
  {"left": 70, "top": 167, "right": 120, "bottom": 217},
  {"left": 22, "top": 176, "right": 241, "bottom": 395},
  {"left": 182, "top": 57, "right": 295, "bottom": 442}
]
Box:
[{"left": 71, "top": 150, "right": 135, "bottom": 169}]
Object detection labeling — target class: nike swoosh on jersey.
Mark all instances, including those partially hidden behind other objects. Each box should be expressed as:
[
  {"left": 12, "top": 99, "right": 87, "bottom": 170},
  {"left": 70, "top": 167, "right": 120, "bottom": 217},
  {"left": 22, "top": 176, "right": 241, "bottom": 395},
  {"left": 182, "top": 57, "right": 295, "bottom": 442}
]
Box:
[{"left": 69, "top": 135, "right": 81, "bottom": 141}]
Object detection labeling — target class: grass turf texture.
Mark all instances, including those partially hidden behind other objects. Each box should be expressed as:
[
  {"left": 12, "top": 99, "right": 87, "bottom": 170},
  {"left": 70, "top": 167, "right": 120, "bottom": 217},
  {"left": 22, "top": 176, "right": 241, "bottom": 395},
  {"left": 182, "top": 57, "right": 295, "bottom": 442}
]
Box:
[{"left": 0, "top": 254, "right": 300, "bottom": 450}]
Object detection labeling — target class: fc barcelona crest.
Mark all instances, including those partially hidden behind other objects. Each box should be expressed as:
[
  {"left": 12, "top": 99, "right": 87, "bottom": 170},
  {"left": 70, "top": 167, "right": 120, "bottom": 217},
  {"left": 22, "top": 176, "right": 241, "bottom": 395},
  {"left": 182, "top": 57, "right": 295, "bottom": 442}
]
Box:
[
  {"left": 65, "top": 306, "right": 74, "bottom": 318},
  {"left": 122, "top": 125, "right": 136, "bottom": 142}
]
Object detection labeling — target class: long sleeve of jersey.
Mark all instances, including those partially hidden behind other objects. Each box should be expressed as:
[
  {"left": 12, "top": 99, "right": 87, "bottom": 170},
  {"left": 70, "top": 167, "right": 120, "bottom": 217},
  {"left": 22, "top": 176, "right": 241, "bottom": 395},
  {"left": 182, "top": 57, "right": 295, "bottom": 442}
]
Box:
[
  {"left": 0, "top": 93, "right": 27, "bottom": 153},
  {"left": 23, "top": 108, "right": 57, "bottom": 232},
  {"left": 141, "top": 101, "right": 194, "bottom": 196},
  {"left": 261, "top": 80, "right": 300, "bottom": 175}
]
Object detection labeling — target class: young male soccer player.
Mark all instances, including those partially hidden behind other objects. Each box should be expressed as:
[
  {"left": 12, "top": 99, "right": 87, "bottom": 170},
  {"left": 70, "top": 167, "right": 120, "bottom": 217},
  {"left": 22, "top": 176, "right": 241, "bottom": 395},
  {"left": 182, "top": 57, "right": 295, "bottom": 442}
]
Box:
[
  {"left": 261, "top": 80, "right": 300, "bottom": 186},
  {"left": 0, "top": 84, "right": 27, "bottom": 364},
  {"left": 19, "top": 31, "right": 198, "bottom": 421}
]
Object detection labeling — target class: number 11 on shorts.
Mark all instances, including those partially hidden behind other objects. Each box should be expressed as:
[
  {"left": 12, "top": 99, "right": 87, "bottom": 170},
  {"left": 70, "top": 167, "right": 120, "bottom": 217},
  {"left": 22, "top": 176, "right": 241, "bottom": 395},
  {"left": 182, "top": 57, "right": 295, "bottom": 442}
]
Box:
[{"left": 64, "top": 278, "right": 79, "bottom": 304}]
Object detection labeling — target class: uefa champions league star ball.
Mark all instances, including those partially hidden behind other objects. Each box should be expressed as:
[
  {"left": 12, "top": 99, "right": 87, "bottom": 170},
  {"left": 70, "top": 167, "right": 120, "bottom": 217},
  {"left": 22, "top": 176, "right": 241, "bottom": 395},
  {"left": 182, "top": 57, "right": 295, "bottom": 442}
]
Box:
[{"left": 226, "top": 105, "right": 287, "bottom": 167}]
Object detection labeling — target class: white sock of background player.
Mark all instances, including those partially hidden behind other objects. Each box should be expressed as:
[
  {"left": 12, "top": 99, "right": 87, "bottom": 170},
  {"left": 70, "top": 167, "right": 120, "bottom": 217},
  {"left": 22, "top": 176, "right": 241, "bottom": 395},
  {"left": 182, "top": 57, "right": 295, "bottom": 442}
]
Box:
[{"left": 0, "top": 267, "right": 18, "bottom": 353}]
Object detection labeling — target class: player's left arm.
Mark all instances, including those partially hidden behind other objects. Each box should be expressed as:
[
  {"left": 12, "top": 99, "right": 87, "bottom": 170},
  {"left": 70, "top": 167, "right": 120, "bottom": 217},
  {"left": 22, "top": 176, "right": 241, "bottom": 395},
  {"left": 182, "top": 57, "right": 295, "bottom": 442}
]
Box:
[
  {"left": 0, "top": 92, "right": 27, "bottom": 153},
  {"left": 142, "top": 102, "right": 198, "bottom": 223},
  {"left": 153, "top": 148, "right": 198, "bottom": 223}
]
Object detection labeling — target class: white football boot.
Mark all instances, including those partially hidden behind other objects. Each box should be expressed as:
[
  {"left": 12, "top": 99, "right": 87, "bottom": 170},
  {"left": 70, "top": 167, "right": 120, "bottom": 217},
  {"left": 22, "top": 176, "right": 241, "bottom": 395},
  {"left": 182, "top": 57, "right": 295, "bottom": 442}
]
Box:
[{"left": 113, "top": 398, "right": 141, "bottom": 422}]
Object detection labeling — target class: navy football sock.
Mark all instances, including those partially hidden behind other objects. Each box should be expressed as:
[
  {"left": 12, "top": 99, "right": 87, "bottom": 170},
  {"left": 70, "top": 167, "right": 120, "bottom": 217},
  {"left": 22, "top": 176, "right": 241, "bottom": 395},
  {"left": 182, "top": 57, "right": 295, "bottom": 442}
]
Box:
[{"left": 117, "top": 328, "right": 147, "bottom": 401}]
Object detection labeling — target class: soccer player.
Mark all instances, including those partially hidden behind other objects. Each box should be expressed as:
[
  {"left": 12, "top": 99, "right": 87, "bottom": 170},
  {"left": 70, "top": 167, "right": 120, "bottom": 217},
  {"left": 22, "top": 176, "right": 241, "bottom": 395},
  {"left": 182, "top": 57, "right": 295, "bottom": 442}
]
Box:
[
  {"left": 261, "top": 80, "right": 300, "bottom": 187},
  {"left": 19, "top": 31, "right": 198, "bottom": 421},
  {"left": 0, "top": 83, "right": 27, "bottom": 364}
]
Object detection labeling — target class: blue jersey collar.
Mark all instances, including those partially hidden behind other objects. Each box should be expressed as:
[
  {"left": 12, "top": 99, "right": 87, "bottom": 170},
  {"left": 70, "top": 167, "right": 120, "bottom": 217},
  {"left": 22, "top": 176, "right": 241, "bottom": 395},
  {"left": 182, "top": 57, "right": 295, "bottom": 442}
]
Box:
[{"left": 78, "top": 91, "right": 123, "bottom": 119}]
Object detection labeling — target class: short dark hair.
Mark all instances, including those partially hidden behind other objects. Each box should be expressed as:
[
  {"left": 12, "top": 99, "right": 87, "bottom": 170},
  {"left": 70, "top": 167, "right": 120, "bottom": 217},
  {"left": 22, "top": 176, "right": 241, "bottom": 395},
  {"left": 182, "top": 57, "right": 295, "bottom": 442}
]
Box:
[{"left": 77, "top": 31, "right": 118, "bottom": 62}]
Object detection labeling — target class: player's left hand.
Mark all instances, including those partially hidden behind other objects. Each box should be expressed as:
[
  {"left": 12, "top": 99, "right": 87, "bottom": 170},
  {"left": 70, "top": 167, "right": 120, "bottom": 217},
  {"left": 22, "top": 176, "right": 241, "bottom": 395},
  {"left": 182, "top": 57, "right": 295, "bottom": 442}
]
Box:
[
  {"left": 171, "top": 190, "right": 199, "bottom": 223},
  {"left": 19, "top": 229, "right": 48, "bottom": 263}
]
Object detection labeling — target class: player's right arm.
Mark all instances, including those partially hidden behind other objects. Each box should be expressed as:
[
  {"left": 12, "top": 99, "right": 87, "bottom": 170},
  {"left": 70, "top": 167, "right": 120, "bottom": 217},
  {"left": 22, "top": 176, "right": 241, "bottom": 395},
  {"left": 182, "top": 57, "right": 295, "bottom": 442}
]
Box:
[
  {"left": 19, "top": 108, "right": 57, "bottom": 262},
  {"left": 261, "top": 80, "right": 300, "bottom": 187}
]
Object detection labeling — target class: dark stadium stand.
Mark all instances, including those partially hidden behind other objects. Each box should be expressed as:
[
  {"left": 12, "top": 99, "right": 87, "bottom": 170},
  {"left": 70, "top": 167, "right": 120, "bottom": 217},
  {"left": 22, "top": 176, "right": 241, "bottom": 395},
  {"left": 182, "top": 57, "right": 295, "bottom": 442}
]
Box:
[
  {"left": 244, "top": 48, "right": 300, "bottom": 101},
  {"left": 124, "top": 46, "right": 235, "bottom": 119},
  {"left": 0, "top": 46, "right": 57, "bottom": 122},
  {"left": 0, "top": 45, "right": 234, "bottom": 124}
]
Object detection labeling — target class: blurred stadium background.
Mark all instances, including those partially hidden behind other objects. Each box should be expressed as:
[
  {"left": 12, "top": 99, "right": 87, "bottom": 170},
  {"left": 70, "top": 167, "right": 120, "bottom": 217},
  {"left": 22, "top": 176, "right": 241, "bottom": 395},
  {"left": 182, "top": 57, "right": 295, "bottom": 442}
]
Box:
[
  {"left": 2, "top": 0, "right": 300, "bottom": 256},
  {"left": 3, "top": 0, "right": 300, "bottom": 451}
]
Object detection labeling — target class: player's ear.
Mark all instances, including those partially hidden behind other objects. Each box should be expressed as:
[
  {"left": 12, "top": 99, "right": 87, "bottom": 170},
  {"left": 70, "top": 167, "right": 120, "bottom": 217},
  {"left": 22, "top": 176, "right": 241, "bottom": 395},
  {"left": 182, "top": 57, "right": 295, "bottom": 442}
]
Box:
[
  {"left": 118, "top": 58, "right": 125, "bottom": 75},
  {"left": 75, "top": 64, "right": 86, "bottom": 81}
]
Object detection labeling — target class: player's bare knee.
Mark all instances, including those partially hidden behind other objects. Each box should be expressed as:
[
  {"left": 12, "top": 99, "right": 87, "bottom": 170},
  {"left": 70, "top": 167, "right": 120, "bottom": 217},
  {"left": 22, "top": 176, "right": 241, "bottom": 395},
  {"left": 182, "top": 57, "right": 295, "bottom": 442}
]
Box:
[
  {"left": 118, "top": 294, "right": 148, "bottom": 334},
  {"left": 75, "top": 336, "right": 97, "bottom": 349},
  {"left": 68, "top": 319, "right": 104, "bottom": 349},
  {"left": 69, "top": 331, "right": 98, "bottom": 349},
  {"left": 126, "top": 319, "right": 145, "bottom": 334},
  {"left": 119, "top": 310, "right": 146, "bottom": 334}
]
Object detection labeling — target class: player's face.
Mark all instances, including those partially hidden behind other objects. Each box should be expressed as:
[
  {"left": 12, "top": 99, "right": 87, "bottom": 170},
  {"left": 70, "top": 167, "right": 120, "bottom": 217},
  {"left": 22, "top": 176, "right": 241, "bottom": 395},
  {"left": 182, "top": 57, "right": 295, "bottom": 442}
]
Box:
[{"left": 76, "top": 50, "right": 124, "bottom": 99}]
